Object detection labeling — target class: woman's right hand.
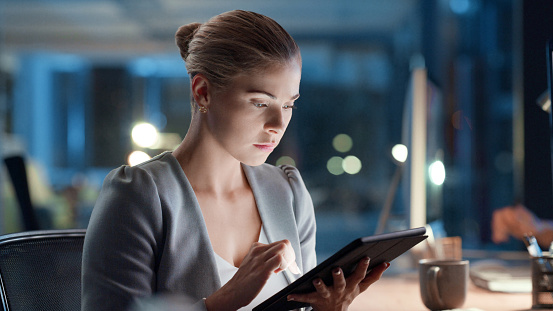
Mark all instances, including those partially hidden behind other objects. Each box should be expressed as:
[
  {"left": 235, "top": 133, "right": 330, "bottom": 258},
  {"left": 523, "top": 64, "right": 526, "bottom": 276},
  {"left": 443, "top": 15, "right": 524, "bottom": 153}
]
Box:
[{"left": 204, "top": 239, "right": 299, "bottom": 311}]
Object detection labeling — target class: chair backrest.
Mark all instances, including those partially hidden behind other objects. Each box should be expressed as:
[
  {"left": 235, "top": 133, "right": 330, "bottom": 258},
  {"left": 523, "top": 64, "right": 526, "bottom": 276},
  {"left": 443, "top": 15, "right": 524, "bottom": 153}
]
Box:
[{"left": 0, "top": 229, "right": 86, "bottom": 311}]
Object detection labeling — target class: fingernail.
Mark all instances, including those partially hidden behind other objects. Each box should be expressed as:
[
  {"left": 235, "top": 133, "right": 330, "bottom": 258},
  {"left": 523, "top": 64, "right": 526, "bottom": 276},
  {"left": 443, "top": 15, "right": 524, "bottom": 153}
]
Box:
[
  {"left": 287, "top": 295, "right": 294, "bottom": 301},
  {"left": 289, "top": 262, "right": 301, "bottom": 275},
  {"left": 365, "top": 257, "right": 370, "bottom": 264},
  {"left": 333, "top": 267, "right": 342, "bottom": 275},
  {"left": 313, "top": 279, "right": 322, "bottom": 286}
]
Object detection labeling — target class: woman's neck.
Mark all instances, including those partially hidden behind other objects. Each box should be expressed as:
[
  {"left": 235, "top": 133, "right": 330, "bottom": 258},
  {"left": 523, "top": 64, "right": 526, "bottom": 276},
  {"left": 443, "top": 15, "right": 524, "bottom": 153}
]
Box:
[{"left": 172, "top": 133, "right": 247, "bottom": 196}]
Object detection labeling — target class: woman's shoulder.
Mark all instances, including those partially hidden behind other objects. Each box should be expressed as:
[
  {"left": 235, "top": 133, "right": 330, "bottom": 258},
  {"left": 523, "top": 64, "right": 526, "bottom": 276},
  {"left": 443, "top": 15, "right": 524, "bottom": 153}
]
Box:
[
  {"left": 103, "top": 152, "right": 183, "bottom": 189},
  {"left": 91, "top": 152, "right": 187, "bottom": 231}
]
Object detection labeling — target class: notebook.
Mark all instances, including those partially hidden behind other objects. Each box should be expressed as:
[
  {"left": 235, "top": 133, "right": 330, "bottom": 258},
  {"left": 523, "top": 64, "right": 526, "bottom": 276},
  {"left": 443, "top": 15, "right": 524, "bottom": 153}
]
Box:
[{"left": 469, "top": 259, "right": 531, "bottom": 293}]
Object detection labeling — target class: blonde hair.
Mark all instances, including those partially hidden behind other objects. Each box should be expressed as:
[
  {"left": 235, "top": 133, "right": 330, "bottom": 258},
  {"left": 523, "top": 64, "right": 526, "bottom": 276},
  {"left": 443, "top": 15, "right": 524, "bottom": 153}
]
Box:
[{"left": 175, "top": 10, "right": 301, "bottom": 110}]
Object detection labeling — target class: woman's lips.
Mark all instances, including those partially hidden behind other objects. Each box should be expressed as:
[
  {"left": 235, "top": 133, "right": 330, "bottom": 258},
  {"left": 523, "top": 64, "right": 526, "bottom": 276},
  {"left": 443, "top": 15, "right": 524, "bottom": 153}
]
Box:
[{"left": 254, "top": 143, "right": 277, "bottom": 152}]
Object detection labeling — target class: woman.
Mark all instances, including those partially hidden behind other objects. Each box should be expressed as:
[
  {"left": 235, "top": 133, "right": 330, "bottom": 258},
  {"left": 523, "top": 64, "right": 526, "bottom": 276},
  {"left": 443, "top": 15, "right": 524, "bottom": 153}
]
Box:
[{"left": 82, "top": 10, "right": 389, "bottom": 311}]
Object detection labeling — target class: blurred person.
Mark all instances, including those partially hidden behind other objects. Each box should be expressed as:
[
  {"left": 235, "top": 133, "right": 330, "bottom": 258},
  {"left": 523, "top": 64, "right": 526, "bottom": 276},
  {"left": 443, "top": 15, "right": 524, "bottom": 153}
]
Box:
[
  {"left": 81, "top": 10, "right": 389, "bottom": 311},
  {"left": 492, "top": 203, "right": 553, "bottom": 248}
]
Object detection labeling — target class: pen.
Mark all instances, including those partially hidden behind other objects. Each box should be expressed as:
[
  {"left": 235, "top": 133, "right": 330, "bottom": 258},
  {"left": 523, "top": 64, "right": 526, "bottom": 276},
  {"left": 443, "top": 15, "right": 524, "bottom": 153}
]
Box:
[
  {"left": 523, "top": 233, "right": 553, "bottom": 271},
  {"left": 523, "top": 234, "right": 543, "bottom": 257}
]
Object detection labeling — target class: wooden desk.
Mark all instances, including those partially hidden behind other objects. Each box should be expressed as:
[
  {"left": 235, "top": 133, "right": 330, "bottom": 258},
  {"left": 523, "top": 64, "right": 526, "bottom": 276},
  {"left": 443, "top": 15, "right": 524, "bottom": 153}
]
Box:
[{"left": 349, "top": 273, "right": 532, "bottom": 311}]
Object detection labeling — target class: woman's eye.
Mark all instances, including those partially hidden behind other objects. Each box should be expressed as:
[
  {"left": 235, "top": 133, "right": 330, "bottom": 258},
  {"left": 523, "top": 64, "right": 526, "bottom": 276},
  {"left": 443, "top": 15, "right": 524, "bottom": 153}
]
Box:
[{"left": 253, "top": 102, "right": 268, "bottom": 108}]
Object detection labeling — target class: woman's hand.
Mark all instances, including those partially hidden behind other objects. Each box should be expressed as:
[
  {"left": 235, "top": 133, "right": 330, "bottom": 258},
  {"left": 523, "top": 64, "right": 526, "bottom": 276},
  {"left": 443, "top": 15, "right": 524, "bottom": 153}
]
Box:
[
  {"left": 205, "top": 239, "right": 299, "bottom": 311},
  {"left": 286, "top": 257, "right": 389, "bottom": 311},
  {"left": 492, "top": 204, "right": 540, "bottom": 243},
  {"left": 492, "top": 204, "right": 553, "bottom": 247}
]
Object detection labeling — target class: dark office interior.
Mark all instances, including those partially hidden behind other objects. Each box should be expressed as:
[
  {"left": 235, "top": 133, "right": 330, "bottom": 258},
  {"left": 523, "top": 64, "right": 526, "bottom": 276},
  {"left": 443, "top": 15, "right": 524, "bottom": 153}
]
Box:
[{"left": 1, "top": 0, "right": 553, "bottom": 260}]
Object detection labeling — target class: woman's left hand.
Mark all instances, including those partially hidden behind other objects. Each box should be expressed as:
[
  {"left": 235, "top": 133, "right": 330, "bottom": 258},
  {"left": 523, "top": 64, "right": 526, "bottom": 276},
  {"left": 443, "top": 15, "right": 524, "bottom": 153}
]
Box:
[{"left": 286, "top": 257, "right": 389, "bottom": 311}]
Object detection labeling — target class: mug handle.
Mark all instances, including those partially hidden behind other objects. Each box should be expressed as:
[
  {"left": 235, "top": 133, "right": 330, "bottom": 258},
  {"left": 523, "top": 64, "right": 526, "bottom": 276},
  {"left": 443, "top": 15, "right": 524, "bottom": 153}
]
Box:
[{"left": 427, "top": 266, "right": 444, "bottom": 308}]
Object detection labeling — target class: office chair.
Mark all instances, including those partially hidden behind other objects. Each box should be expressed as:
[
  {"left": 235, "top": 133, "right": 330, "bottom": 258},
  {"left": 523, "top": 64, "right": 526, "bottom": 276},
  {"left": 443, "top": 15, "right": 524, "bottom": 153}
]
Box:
[{"left": 0, "top": 229, "right": 86, "bottom": 311}]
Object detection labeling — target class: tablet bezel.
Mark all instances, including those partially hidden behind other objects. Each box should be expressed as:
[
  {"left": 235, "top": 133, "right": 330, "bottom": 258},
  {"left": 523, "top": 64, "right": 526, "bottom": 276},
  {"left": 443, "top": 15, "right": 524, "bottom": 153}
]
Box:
[{"left": 253, "top": 226, "right": 427, "bottom": 311}]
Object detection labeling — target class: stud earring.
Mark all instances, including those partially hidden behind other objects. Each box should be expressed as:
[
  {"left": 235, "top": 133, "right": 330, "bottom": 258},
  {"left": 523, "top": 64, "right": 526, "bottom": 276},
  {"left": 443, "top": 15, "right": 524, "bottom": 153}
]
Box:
[{"left": 198, "top": 106, "right": 208, "bottom": 113}]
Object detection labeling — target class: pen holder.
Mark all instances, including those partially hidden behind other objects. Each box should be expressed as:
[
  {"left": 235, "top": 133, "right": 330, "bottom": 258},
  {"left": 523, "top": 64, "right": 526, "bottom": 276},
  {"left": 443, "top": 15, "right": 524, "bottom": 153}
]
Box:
[{"left": 532, "top": 255, "right": 553, "bottom": 309}]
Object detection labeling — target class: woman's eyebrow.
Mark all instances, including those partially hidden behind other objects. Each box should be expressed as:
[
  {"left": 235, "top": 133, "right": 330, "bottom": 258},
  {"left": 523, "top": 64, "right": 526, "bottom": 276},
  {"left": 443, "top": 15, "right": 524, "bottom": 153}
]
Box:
[
  {"left": 247, "top": 89, "right": 300, "bottom": 101},
  {"left": 247, "top": 89, "right": 276, "bottom": 99}
]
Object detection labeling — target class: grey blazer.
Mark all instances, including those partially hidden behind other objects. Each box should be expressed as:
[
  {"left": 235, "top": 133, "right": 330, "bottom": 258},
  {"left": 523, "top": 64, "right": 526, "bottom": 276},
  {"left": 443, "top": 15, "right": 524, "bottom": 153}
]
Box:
[{"left": 81, "top": 152, "right": 317, "bottom": 311}]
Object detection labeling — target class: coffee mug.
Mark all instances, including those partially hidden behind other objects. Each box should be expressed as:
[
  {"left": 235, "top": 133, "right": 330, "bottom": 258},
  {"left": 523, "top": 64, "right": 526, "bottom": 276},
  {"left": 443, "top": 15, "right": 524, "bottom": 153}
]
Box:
[{"left": 419, "top": 259, "right": 469, "bottom": 310}]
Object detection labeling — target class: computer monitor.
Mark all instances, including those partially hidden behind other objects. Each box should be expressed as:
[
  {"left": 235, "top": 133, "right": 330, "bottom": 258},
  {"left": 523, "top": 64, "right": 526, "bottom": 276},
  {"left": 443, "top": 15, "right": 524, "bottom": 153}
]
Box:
[
  {"left": 401, "top": 66, "right": 443, "bottom": 229},
  {"left": 376, "top": 63, "right": 443, "bottom": 234},
  {"left": 546, "top": 39, "right": 553, "bottom": 178}
]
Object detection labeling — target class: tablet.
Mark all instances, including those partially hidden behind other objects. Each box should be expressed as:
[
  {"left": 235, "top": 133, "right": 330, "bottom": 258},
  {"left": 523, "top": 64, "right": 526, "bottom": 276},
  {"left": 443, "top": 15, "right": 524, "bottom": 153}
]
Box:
[{"left": 253, "top": 226, "right": 427, "bottom": 311}]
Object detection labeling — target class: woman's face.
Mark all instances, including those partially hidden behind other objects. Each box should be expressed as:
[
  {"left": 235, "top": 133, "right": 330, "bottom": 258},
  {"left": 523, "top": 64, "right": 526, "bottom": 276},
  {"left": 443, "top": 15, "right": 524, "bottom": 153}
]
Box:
[{"left": 205, "top": 60, "right": 301, "bottom": 166}]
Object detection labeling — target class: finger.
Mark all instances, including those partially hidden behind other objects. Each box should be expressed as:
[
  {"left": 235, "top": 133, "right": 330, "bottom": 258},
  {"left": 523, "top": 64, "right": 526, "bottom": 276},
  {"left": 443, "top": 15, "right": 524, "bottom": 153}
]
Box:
[
  {"left": 266, "top": 252, "right": 288, "bottom": 274},
  {"left": 269, "top": 253, "right": 293, "bottom": 274},
  {"left": 250, "top": 241, "right": 265, "bottom": 251},
  {"left": 492, "top": 209, "right": 514, "bottom": 243},
  {"left": 288, "top": 260, "right": 301, "bottom": 275},
  {"left": 287, "top": 291, "right": 319, "bottom": 304},
  {"left": 286, "top": 278, "right": 329, "bottom": 304},
  {"left": 313, "top": 278, "right": 331, "bottom": 299},
  {"left": 278, "top": 253, "right": 290, "bottom": 272},
  {"left": 268, "top": 240, "right": 300, "bottom": 274},
  {"left": 359, "top": 262, "right": 389, "bottom": 292},
  {"left": 283, "top": 241, "right": 300, "bottom": 274},
  {"left": 282, "top": 241, "right": 297, "bottom": 267},
  {"left": 332, "top": 267, "right": 346, "bottom": 292},
  {"left": 491, "top": 211, "right": 508, "bottom": 243},
  {"left": 348, "top": 257, "right": 371, "bottom": 284},
  {"left": 264, "top": 241, "right": 288, "bottom": 260}
]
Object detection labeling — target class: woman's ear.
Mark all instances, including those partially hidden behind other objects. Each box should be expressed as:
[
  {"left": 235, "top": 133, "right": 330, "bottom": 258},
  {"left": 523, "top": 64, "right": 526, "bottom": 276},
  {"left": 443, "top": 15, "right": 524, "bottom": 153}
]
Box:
[{"left": 191, "top": 74, "right": 210, "bottom": 107}]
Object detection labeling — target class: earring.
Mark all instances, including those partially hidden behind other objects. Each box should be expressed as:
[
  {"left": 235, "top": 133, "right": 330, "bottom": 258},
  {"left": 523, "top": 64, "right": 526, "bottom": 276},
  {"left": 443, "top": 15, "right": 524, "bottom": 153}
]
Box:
[{"left": 198, "top": 105, "right": 208, "bottom": 113}]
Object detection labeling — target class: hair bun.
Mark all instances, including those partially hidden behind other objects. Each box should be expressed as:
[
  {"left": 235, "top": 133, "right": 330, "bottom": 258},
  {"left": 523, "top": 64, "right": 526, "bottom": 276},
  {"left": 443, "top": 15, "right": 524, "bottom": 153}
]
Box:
[{"left": 175, "top": 22, "right": 202, "bottom": 60}]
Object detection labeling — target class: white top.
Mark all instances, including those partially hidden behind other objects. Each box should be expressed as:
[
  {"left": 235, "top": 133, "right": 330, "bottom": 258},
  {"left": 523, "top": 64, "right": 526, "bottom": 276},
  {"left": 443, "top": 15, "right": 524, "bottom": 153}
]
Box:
[{"left": 214, "top": 227, "right": 290, "bottom": 311}]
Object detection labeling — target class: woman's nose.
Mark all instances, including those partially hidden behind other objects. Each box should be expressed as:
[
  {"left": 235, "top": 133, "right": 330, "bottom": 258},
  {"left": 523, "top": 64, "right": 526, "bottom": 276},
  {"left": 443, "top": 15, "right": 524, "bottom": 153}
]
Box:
[{"left": 265, "top": 110, "right": 286, "bottom": 134}]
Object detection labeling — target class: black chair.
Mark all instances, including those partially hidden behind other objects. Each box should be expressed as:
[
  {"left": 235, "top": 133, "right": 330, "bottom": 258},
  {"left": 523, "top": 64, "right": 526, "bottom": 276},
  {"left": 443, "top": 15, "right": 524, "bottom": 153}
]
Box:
[{"left": 0, "top": 229, "right": 86, "bottom": 311}]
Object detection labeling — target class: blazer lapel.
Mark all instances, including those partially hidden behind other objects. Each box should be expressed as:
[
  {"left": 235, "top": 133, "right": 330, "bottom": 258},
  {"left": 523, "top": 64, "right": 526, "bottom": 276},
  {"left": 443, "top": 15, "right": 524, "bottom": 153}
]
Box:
[{"left": 242, "top": 163, "right": 303, "bottom": 283}]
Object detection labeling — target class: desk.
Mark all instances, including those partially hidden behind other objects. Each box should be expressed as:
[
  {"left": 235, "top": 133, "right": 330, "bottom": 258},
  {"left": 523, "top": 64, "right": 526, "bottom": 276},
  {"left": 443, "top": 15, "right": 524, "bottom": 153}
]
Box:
[{"left": 349, "top": 273, "right": 532, "bottom": 311}]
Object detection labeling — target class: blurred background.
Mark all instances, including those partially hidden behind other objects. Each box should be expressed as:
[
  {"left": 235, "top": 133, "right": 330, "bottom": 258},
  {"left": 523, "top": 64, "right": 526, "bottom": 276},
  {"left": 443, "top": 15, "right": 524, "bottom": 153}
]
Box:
[{"left": 0, "top": 0, "right": 552, "bottom": 260}]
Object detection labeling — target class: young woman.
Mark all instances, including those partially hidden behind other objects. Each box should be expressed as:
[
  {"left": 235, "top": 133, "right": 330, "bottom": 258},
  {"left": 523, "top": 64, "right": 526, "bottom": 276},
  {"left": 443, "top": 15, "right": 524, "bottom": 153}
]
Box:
[{"left": 81, "top": 10, "right": 389, "bottom": 311}]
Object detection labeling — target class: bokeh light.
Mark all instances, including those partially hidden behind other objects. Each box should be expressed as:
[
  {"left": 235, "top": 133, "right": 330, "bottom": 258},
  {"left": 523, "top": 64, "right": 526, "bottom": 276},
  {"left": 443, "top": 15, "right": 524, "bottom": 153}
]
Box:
[
  {"left": 128, "top": 151, "right": 151, "bottom": 166},
  {"left": 429, "top": 160, "right": 446, "bottom": 185},
  {"left": 327, "top": 156, "right": 344, "bottom": 175},
  {"left": 450, "top": 0, "right": 471, "bottom": 14},
  {"left": 276, "top": 156, "right": 296, "bottom": 167},
  {"left": 131, "top": 122, "right": 159, "bottom": 148},
  {"left": 391, "top": 144, "right": 408, "bottom": 163},
  {"left": 343, "top": 155, "right": 362, "bottom": 174},
  {"left": 332, "top": 134, "right": 353, "bottom": 153},
  {"left": 494, "top": 151, "right": 513, "bottom": 174}
]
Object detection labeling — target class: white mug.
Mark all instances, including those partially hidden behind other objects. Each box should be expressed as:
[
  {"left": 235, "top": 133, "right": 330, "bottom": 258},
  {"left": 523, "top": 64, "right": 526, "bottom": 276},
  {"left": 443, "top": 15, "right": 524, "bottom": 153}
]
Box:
[{"left": 419, "top": 259, "right": 469, "bottom": 310}]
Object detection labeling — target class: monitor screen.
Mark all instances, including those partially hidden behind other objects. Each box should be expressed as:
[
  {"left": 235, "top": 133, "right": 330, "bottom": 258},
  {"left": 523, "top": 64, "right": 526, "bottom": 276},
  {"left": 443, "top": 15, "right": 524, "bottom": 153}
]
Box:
[
  {"left": 547, "top": 39, "right": 553, "bottom": 193},
  {"left": 401, "top": 67, "right": 444, "bottom": 229}
]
